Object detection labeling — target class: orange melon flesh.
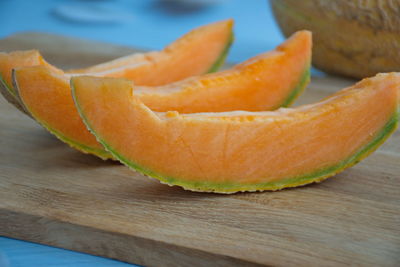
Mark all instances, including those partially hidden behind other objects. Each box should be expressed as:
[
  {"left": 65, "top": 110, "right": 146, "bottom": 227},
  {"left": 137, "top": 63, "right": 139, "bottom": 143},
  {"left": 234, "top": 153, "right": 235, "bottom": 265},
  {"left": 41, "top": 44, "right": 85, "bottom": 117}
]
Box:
[
  {"left": 0, "top": 19, "right": 233, "bottom": 115},
  {"left": 137, "top": 30, "right": 311, "bottom": 112},
  {"left": 68, "top": 19, "right": 234, "bottom": 86},
  {"left": 4, "top": 20, "right": 233, "bottom": 159},
  {"left": 72, "top": 73, "right": 399, "bottom": 193},
  {"left": 0, "top": 50, "right": 61, "bottom": 95},
  {"left": 13, "top": 30, "right": 310, "bottom": 160},
  {"left": 0, "top": 50, "right": 62, "bottom": 114},
  {"left": 13, "top": 68, "right": 110, "bottom": 159}
]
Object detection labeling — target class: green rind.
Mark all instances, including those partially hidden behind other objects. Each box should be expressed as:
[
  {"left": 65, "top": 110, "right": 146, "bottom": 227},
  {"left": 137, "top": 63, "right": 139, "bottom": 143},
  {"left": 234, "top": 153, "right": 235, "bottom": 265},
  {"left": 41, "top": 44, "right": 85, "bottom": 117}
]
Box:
[
  {"left": 73, "top": 80, "right": 399, "bottom": 193},
  {"left": 35, "top": 120, "right": 113, "bottom": 160},
  {"left": 12, "top": 71, "right": 113, "bottom": 160},
  {"left": 279, "top": 64, "right": 310, "bottom": 108},
  {"left": 206, "top": 32, "right": 234, "bottom": 73},
  {"left": 4, "top": 28, "right": 233, "bottom": 160},
  {"left": 0, "top": 73, "right": 30, "bottom": 115},
  {"left": 30, "top": 117, "right": 112, "bottom": 160},
  {"left": 1, "top": 24, "right": 233, "bottom": 115},
  {"left": 0, "top": 73, "right": 16, "bottom": 96}
]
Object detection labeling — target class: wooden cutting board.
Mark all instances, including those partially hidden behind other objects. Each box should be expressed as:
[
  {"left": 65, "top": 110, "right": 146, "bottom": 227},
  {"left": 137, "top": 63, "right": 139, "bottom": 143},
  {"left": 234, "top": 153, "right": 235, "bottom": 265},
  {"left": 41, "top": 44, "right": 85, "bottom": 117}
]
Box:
[{"left": 0, "top": 32, "right": 399, "bottom": 267}]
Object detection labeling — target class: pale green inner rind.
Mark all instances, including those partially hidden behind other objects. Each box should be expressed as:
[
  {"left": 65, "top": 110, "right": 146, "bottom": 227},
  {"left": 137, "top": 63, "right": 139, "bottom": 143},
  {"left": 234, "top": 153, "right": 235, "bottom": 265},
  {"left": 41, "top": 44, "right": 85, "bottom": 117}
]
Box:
[
  {"left": 0, "top": 73, "right": 31, "bottom": 115},
  {"left": 279, "top": 64, "right": 310, "bottom": 108},
  {"left": 206, "top": 32, "right": 234, "bottom": 73},
  {"left": 3, "top": 30, "right": 233, "bottom": 161},
  {"left": 0, "top": 73, "right": 17, "bottom": 97},
  {"left": 25, "top": 108, "right": 112, "bottom": 160},
  {"left": 28, "top": 106, "right": 112, "bottom": 159},
  {"left": 38, "top": 120, "right": 112, "bottom": 160},
  {"left": 12, "top": 74, "right": 112, "bottom": 160},
  {"left": 0, "top": 75, "right": 17, "bottom": 103},
  {"left": 112, "top": 112, "right": 398, "bottom": 192},
  {"left": 73, "top": 78, "right": 399, "bottom": 193}
]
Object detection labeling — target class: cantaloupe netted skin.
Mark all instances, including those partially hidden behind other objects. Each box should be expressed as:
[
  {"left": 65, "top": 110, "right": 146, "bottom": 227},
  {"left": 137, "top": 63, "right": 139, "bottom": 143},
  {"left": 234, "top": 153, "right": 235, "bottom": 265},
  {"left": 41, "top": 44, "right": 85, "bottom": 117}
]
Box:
[
  {"left": 271, "top": 0, "right": 400, "bottom": 79},
  {"left": 68, "top": 19, "right": 234, "bottom": 85},
  {"left": 72, "top": 73, "right": 399, "bottom": 193}
]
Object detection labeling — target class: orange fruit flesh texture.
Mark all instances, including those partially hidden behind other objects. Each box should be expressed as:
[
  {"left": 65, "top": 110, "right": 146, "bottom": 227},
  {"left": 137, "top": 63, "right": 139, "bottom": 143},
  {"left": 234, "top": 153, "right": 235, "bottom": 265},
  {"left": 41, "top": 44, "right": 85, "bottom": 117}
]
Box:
[
  {"left": 1, "top": 19, "right": 233, "bottom": 93},
  {"left": 68, "top": 19, "right": 234, "bottom": 86},
  {"left": 6, "top": 20, "right": 234, "bottom": 159},
  {"left": 0, "top": 50, "right": 61, "bottom": 95},
  {"left": 136, "top": 30, "right": 311, "bottom": 113},
  {"left": 72, "top": 73, "right": 399, "bottom": 192},
  {"left": 14, "top": 68, "right": 107, "bottom": 157},
  {"left": 13, "top": 30, "right": 310, "bottom": 160}
]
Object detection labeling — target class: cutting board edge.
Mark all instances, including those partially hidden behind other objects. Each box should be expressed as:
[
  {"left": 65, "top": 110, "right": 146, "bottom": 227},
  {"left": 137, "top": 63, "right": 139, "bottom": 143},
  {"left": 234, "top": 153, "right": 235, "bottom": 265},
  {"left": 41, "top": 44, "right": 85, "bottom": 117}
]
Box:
[{"left": 0, "top": 207, "right": 265, "bottom": 267}]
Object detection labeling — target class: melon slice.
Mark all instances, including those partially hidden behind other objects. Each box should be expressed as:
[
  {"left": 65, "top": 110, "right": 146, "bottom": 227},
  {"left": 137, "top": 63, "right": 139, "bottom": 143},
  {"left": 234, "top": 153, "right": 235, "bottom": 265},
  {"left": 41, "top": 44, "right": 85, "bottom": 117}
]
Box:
[
  {"left": 13, "top": 68, "right": 111, "bottom": 160},
  {"left": 137, "top": 30, "right": 311, "bottom": 112},
  {"left": 1, "top": 19, "right": 234, "bottom": 113},
  {"left": 0, "top": 50, "right": 61, "bottom": 114},
  {"left": 68, "top": 19, "right": 234, "bottom": 85},
  {"left": 13, "top": 31, "right": 311, "bottom": 160},
  {"left": 72, "top": 73, "right": 399, "bottom": 193}
]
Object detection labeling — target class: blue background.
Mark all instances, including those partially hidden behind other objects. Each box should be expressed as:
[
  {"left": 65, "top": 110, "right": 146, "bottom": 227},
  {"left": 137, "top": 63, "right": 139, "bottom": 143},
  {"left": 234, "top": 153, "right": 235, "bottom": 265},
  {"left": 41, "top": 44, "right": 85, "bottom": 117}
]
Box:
[
  {"left": 0, "top": 0, "right": 284, "bottom": 63},
  {"left": 0, "top": 0, "right": 284, "bottom": 266}
]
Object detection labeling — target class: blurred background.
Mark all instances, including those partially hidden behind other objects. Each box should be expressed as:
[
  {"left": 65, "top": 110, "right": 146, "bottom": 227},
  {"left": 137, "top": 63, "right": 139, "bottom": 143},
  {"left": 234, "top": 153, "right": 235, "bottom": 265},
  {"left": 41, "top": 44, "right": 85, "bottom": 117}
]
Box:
[
  {"left": 0, "top": 1, "right": 283, "bottom": 266},
  {"left": 0, "top": 0, "right": 283, "bottom": 64}
]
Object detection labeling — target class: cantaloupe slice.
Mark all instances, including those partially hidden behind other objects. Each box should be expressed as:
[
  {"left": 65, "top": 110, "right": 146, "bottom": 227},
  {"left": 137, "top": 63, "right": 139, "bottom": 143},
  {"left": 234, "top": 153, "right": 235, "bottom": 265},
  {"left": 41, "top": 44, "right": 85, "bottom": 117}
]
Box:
[
  {"left": 0, "top": 50, "right": 62, "bottom": 115},
  {"left": 13, "top": 67, "right": 112, "bottom": 159},
  {"left": 69, "top": 19, "right": 234, "bottom": 85},
  {"left": 0, "top": 19, "right": 234, "bottom": 113},
  {"left": 72, "top": 73, "right": 399, "bottom": 193},
  {"left": 13, "top": 31, "right": 311, "bottom": 160},
  {"left": 137, "top": 30, "right": 311, "bottom": 112}
]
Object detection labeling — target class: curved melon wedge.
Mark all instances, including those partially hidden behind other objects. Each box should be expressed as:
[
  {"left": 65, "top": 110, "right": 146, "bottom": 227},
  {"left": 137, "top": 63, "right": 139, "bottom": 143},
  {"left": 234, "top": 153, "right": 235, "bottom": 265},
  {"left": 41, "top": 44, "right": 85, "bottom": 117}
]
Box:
[
  {"left": 12, "top": 68, "right": 112, "bottom": 160},
  {"left": 0, "top": 50, "right": 61, "bottom": 114},
  {"left": 137, "top": 30, "right": 311, "bottom": 112},
  {"left": 13, "top": 30, "right": 310, "bottom": 160},
  {"left": 1, "top": 19, "right": 233, "bottom": 114},
  {"left": 68, "top": 19, "right": 234, "bottom": 85},
  {"left": 72, "top": 73, "right": 399, "bottom": 193}
]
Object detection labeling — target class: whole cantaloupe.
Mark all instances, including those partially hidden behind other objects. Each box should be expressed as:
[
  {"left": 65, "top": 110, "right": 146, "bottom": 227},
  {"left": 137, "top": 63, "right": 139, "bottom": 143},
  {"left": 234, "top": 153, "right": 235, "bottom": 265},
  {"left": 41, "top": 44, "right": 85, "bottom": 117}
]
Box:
[{"left": 270, "top": 0, "right": 400, "bottom": 79}]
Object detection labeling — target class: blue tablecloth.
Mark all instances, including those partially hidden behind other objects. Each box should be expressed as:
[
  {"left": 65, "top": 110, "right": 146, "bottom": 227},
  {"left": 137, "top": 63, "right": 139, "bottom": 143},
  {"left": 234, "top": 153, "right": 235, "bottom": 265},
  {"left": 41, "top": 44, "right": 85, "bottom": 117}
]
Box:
[{"left": 0, "top": 0, "right": 284, "bottom": 266}]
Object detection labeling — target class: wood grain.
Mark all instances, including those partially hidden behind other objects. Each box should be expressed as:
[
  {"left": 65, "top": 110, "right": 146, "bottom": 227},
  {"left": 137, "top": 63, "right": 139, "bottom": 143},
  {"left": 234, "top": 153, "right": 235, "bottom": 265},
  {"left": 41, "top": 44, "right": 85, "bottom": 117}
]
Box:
[{"left": 0, "top": 32, "right": 399, "bottom": 267}]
